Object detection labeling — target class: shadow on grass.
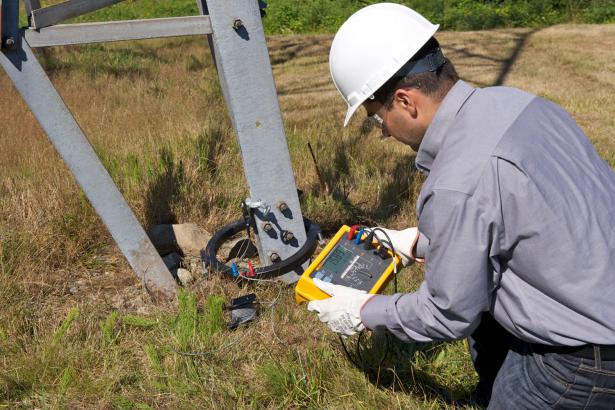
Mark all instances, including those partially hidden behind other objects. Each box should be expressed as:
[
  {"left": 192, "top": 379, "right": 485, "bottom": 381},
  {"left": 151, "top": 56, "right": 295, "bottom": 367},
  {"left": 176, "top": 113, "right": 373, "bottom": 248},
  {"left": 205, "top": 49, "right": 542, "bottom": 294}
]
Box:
[
  {"left": 447, "top": 28, "right": 540, "bottom": 87},
  {"left": 268, "top": 37, "right": 329, "bottom": 66},
  {"left": 36, "top": 43, "right": 165, "bottom": 79},
  {"left": 309, "top": 125, "right": 419, "bottom": 232},
  {"left": 194, "top": 127, "right": 226, "bottom": 179},
  {"left": 144, "top": 148, "right": 184, "bottom": 227},
  {"left": 344, "top": 332, "right": 479, "bottom": 407}
]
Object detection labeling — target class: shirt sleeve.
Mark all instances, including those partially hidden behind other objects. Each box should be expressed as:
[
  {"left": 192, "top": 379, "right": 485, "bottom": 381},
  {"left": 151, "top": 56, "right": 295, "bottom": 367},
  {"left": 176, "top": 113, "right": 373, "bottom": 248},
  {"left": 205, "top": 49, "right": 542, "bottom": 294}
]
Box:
[{"left": 361, "top": 189, "right": 499, "bottom": 342}]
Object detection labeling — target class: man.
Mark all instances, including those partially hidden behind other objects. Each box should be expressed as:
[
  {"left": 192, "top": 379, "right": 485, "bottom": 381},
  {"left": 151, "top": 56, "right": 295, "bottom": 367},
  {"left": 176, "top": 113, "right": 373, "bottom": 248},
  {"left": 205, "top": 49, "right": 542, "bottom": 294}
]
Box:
[{"left": 306, "top": 3, "right": 615, "bottom": 408}]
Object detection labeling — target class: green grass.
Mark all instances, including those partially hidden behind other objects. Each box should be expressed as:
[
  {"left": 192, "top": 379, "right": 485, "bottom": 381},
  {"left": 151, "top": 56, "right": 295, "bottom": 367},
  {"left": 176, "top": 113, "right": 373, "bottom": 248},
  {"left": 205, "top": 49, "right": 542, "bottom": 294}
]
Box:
[
  {"left": 101, "top": 311, "right": 120, "bottom": 345},
  {"left": 21, "top": 0, "right": 615, "bottom": 33},
  {"left": 266, "top": 0, "right": 615, "bottom": 33}
]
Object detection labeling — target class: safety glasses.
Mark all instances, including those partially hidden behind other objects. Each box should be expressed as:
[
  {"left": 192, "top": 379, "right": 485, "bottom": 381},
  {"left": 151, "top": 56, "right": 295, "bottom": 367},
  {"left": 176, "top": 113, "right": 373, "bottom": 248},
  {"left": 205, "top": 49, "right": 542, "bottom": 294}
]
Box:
[{"left": 367, "top": 112, "right": 384, "bottom": 129}]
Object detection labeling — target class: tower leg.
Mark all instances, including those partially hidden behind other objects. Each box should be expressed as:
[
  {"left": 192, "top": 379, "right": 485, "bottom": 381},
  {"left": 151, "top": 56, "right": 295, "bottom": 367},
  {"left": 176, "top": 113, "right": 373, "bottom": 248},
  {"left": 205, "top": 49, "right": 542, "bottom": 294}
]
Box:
[
  {"left": 0, "top": 33, "right": 177, "bottom": 301},
  {"left": 198, "top": 0, "right": 308, "bottom": 282}
]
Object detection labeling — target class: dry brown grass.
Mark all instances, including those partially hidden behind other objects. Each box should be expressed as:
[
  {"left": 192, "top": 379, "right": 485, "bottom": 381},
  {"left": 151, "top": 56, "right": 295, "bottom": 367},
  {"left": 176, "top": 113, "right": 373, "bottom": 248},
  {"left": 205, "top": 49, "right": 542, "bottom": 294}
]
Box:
[{"left": 0, "top": 25, "right": 614, "bottom": 408}]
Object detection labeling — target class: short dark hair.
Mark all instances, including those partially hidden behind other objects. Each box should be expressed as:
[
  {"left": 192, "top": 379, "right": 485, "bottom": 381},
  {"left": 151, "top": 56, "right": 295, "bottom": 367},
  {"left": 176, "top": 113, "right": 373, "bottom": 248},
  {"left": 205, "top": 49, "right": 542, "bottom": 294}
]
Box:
[{"left": 373, "top": 37, "right": 459, "bottom": 106}]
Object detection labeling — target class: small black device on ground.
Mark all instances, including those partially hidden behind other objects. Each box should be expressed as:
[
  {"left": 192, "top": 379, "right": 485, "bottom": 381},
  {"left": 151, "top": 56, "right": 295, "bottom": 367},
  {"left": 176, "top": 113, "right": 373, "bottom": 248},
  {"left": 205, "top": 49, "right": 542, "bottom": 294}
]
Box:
[{"left": 225, "top": 293, "right": 258, "bottom": 330}]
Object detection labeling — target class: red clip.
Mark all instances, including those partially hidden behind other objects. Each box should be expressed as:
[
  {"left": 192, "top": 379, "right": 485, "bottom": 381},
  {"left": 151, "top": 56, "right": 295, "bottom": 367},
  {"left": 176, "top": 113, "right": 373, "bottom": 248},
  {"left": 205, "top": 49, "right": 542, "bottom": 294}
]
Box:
[
  {"left": 347, "top": 225, "right": 358, "bottom": 240},
  {"left": 246, "top": 261, "right": 256, "bottom": 277}
]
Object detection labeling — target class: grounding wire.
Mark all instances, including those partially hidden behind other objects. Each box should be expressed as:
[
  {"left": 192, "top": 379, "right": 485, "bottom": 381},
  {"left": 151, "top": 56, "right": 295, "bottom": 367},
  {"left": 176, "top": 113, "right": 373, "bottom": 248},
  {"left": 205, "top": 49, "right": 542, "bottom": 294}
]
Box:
[
  {"left": 234, "top": 236, "right": 287, "bottom": 345},
  {"left": 363, "top": 227, "right": 399, "bottom": 293},
  {"left": 337, "top": 226, "right": 403, "bottom": 375},
  {"left": 216, "top": 224, "right": 400, "bottom": 373}
]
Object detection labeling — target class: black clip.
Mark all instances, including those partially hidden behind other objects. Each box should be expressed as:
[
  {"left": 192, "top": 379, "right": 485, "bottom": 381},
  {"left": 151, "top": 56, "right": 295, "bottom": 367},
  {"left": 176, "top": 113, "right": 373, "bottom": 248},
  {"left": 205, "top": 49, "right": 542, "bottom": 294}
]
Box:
[
  {"left": 225, "top": 293, "right": 258, "bottom": 330},
  {"left": 240, "top": 200, "right": 256, "bottom": 240}
]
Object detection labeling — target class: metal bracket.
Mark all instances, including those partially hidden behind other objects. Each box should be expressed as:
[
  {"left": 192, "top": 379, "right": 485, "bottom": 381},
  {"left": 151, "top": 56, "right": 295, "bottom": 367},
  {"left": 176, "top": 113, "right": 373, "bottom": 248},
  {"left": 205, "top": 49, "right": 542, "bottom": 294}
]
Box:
[
  {"left": 24, "top": 16, "right": 212, "bottom": 47},
  {"left": 201, "top": 218, "right": 320, "bottom": 280},
  {"left": 30, "top": 0, "right": 127, "bottom": 29},
  {"left": 244, "top": 197, "right": 271, "bottom": 217},
  {"left": 1, "top": 0, "right": 18, "bottom": 50}
]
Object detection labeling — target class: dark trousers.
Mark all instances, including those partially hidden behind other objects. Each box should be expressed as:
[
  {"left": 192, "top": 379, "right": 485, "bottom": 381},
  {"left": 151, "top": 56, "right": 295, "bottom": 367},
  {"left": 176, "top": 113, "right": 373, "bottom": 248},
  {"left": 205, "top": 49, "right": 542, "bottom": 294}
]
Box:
[
  {"left": 468, "top": 313, "right": 615, "bottom": 409},
  {"left": 468, "top": 313, "right": 515, "bottom": 404}
]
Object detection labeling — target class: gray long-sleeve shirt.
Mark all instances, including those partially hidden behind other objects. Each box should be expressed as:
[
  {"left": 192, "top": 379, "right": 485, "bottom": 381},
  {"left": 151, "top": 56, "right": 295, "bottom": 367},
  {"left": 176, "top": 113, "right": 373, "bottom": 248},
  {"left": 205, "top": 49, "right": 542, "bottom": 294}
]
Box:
[{"left": 361, "top": 80, "right": 615, "bottom": 346}]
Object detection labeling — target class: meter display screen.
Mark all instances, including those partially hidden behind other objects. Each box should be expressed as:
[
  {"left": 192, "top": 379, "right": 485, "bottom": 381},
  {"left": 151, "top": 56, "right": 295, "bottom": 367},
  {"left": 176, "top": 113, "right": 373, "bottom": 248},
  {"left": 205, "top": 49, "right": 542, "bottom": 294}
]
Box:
[
  {"left": 295, "top": 225, "right": 401, "bottom": 303},
  {"left": 321, "top": 246, "right": 356, "bottom": 275},
  {"left": 309, "top": 237, "right": 392, "bottom": 291}
]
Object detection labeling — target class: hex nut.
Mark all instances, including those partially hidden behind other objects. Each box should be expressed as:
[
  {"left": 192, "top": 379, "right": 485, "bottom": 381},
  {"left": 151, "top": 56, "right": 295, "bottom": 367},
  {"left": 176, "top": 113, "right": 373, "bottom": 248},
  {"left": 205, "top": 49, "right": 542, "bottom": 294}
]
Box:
[
  {"left": 282, "top": 231, "right": 294, "bottom": 242},
  {"left": 3, "top": 37, "right": 15, "bottom": 48},
  {"left": 278, "top": 202, "right": 289, "bottom": 213},
  {"left": 262, "top": 222, "right": 273, "bottom": 232},
  {"left": 269, "top": 252, "right": 280, "bottom": 263},
  {"left": 233, "top": 19, "right": 244, "bottom": 30}
]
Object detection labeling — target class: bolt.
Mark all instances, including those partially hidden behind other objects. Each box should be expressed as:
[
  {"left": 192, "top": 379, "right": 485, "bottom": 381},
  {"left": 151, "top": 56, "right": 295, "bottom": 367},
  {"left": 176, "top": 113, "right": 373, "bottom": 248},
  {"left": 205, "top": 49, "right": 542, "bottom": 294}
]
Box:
[
  {"left": 233, "top": 19, "right": 244, "bottom": 30},
  {"left": 269, "top": 252, "right": 280, "bottom": 263},
  {"left": 3, "top": 37, "right": 15, "bottom": 49},
  {"left": 278, "top": 202, "right": 289, "bottom": 213},
  {"left": 262, "top": 222, "right": 273, "bottom": 233},
  {"left": 282, "top": 231, "right": 294, "bottom": 242}
]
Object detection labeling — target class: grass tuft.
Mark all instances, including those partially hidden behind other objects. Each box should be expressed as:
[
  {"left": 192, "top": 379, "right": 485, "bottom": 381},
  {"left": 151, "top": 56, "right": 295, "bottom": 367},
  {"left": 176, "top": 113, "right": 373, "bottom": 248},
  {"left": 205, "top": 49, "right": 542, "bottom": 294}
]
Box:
[
  {"left": 101, "top": 311, "right": 119, "bottom": 345},
  {"left": 202, "top": 294, "right": 224, "bottom": 337},
  {"left": 58, "top": 367, "right": 72, "bottom": 397},
  {"left": 0, "top": 237, "right": 22, "bottom": 276},
  {"left": 123, "top": 315, "right": 158, "bottom": 329},
  {"left": 258, "top": 359, "right": 322, "bottom": 407},
  {"left": 174, "top": 290, "right": 198, "bottom": 352},
  {"left": 51, "top": 307, "right": 79, "bottom": 349}
]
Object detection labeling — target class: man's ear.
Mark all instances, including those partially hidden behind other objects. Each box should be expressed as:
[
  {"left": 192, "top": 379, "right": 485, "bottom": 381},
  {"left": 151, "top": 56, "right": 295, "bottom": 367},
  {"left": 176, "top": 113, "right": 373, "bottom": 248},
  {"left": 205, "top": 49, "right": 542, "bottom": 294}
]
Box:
[{"left": 394, "top": 88, "right": 418, "bottom": 117}]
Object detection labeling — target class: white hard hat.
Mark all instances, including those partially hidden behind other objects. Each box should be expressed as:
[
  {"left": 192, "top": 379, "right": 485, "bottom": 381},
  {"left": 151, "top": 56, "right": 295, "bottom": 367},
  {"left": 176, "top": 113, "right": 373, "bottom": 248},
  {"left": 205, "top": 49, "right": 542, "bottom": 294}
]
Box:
[{"left": 330, "top": 3, "right": 439, "bottom": 126}]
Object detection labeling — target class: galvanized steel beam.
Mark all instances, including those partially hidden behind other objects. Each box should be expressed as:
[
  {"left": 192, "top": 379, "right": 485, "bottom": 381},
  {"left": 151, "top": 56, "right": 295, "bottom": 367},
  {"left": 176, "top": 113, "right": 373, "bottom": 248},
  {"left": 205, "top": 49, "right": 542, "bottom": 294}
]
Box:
[
  {"left": 199, "top": 0, "right": 308, "bottom": 282},
  {"left": 0, "top": 34, "right": 177, "bottom": 301},
  {"left": 30, "top": 0, "right": 126, "bottom": 29},
  {"left": 24, "top": 0, "right": 41, "bottom": 17},
  {"left": 25, "top": 16, "right": 212, "bottom": 47},
  {"left": 1, "top": 0, "right": 19, "bottom": 49}
]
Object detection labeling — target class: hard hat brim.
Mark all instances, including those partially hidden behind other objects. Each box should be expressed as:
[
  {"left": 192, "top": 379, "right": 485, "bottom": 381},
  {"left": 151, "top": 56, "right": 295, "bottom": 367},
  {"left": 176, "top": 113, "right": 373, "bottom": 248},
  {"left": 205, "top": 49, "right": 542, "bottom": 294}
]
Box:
[
  {"left": 339, "top": 22, "right": 440, "bottom": 127},
  {"left": 344, "top": 103, "right": 362, "bottom": 127}
]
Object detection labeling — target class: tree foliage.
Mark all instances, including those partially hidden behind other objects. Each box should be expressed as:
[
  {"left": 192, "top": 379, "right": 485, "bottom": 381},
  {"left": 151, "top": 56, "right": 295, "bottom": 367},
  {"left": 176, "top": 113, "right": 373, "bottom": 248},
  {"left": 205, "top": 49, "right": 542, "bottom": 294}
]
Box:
[{"left": 262, "top": 0, "right": 615, "bottom": 34}]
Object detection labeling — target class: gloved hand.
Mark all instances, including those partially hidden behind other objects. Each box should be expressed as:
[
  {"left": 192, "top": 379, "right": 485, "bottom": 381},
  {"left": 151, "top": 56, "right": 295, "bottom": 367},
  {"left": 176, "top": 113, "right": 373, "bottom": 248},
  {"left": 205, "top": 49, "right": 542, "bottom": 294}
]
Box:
[
  {"left": 307, "top": 278, "right": 374, "bottom": 337},
  {"left": 372, "top": 227, "right": 419, "bottom": 266}
]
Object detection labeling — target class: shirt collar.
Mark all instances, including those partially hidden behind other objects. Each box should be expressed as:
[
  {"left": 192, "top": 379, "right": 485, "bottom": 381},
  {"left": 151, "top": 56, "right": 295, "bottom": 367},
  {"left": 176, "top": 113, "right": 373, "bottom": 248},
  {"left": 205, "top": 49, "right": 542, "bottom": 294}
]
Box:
[{"left": 415, "top": 80, "right": 476, "bottom": 173}]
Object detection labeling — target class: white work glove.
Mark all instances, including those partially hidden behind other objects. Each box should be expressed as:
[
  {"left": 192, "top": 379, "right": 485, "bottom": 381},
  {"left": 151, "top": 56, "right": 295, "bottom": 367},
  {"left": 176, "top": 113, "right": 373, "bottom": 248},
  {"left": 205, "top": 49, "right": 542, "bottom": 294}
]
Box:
[
  {"left": 307, "top": 278, "right": 374, "bottom": 337},
  {"left": 372, "top": 227, "right": 419, "bottom": 266}
]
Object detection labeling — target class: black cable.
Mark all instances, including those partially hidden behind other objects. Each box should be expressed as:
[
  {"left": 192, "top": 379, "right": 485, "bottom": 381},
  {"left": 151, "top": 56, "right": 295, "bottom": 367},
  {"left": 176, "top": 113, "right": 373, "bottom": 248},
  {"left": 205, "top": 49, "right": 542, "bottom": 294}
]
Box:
[
  {"left": 368, "top": 227, "right": 398, "bottom": 264},
  {"left": 367, "top": 227, "right": 399, "bottom": 293},
  {"left": 202, "top": 217, "right": 320, "bottom": 280},
  {"left": 357, "top": 331, "right": 365, "bottom": 368},
  {"left": 338, "top": 227, "right": 405, "bottom": 375},
  {"left": 380, "top": 332, "right": 391, "bottom": 368},
  {"left": 341, "top": 331, "right": 392, "bottom": 377},
  {"left": 339, "top": 334, "right": 362, "bottom": 369}
]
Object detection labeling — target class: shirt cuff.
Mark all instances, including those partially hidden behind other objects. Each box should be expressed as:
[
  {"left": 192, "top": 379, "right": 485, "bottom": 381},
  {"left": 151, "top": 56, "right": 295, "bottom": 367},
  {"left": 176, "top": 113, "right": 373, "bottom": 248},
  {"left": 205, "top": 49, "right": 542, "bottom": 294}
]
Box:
[{"left": 360, "top": 294, "right": 394, "bottom": 331}]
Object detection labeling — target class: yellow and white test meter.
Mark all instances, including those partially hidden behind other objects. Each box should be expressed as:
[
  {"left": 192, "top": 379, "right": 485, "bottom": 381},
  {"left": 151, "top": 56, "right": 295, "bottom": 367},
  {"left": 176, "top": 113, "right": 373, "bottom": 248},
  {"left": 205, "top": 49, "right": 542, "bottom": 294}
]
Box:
[{"left": 295, "top": 225, "right": 400, "bottom": 304}]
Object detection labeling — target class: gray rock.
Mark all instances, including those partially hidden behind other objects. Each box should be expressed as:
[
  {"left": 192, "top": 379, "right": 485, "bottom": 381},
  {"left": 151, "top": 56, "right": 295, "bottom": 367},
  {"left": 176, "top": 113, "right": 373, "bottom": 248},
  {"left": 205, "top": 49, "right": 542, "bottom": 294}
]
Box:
[
  {"left": 148, "top": 223, "right": 212, "bottom": 257},
  {"left": 175, "top": 268, "right": 194, "bottom": 286},
  {"left": 277, "top": 271, "right": 300, "bottom": 284}
]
